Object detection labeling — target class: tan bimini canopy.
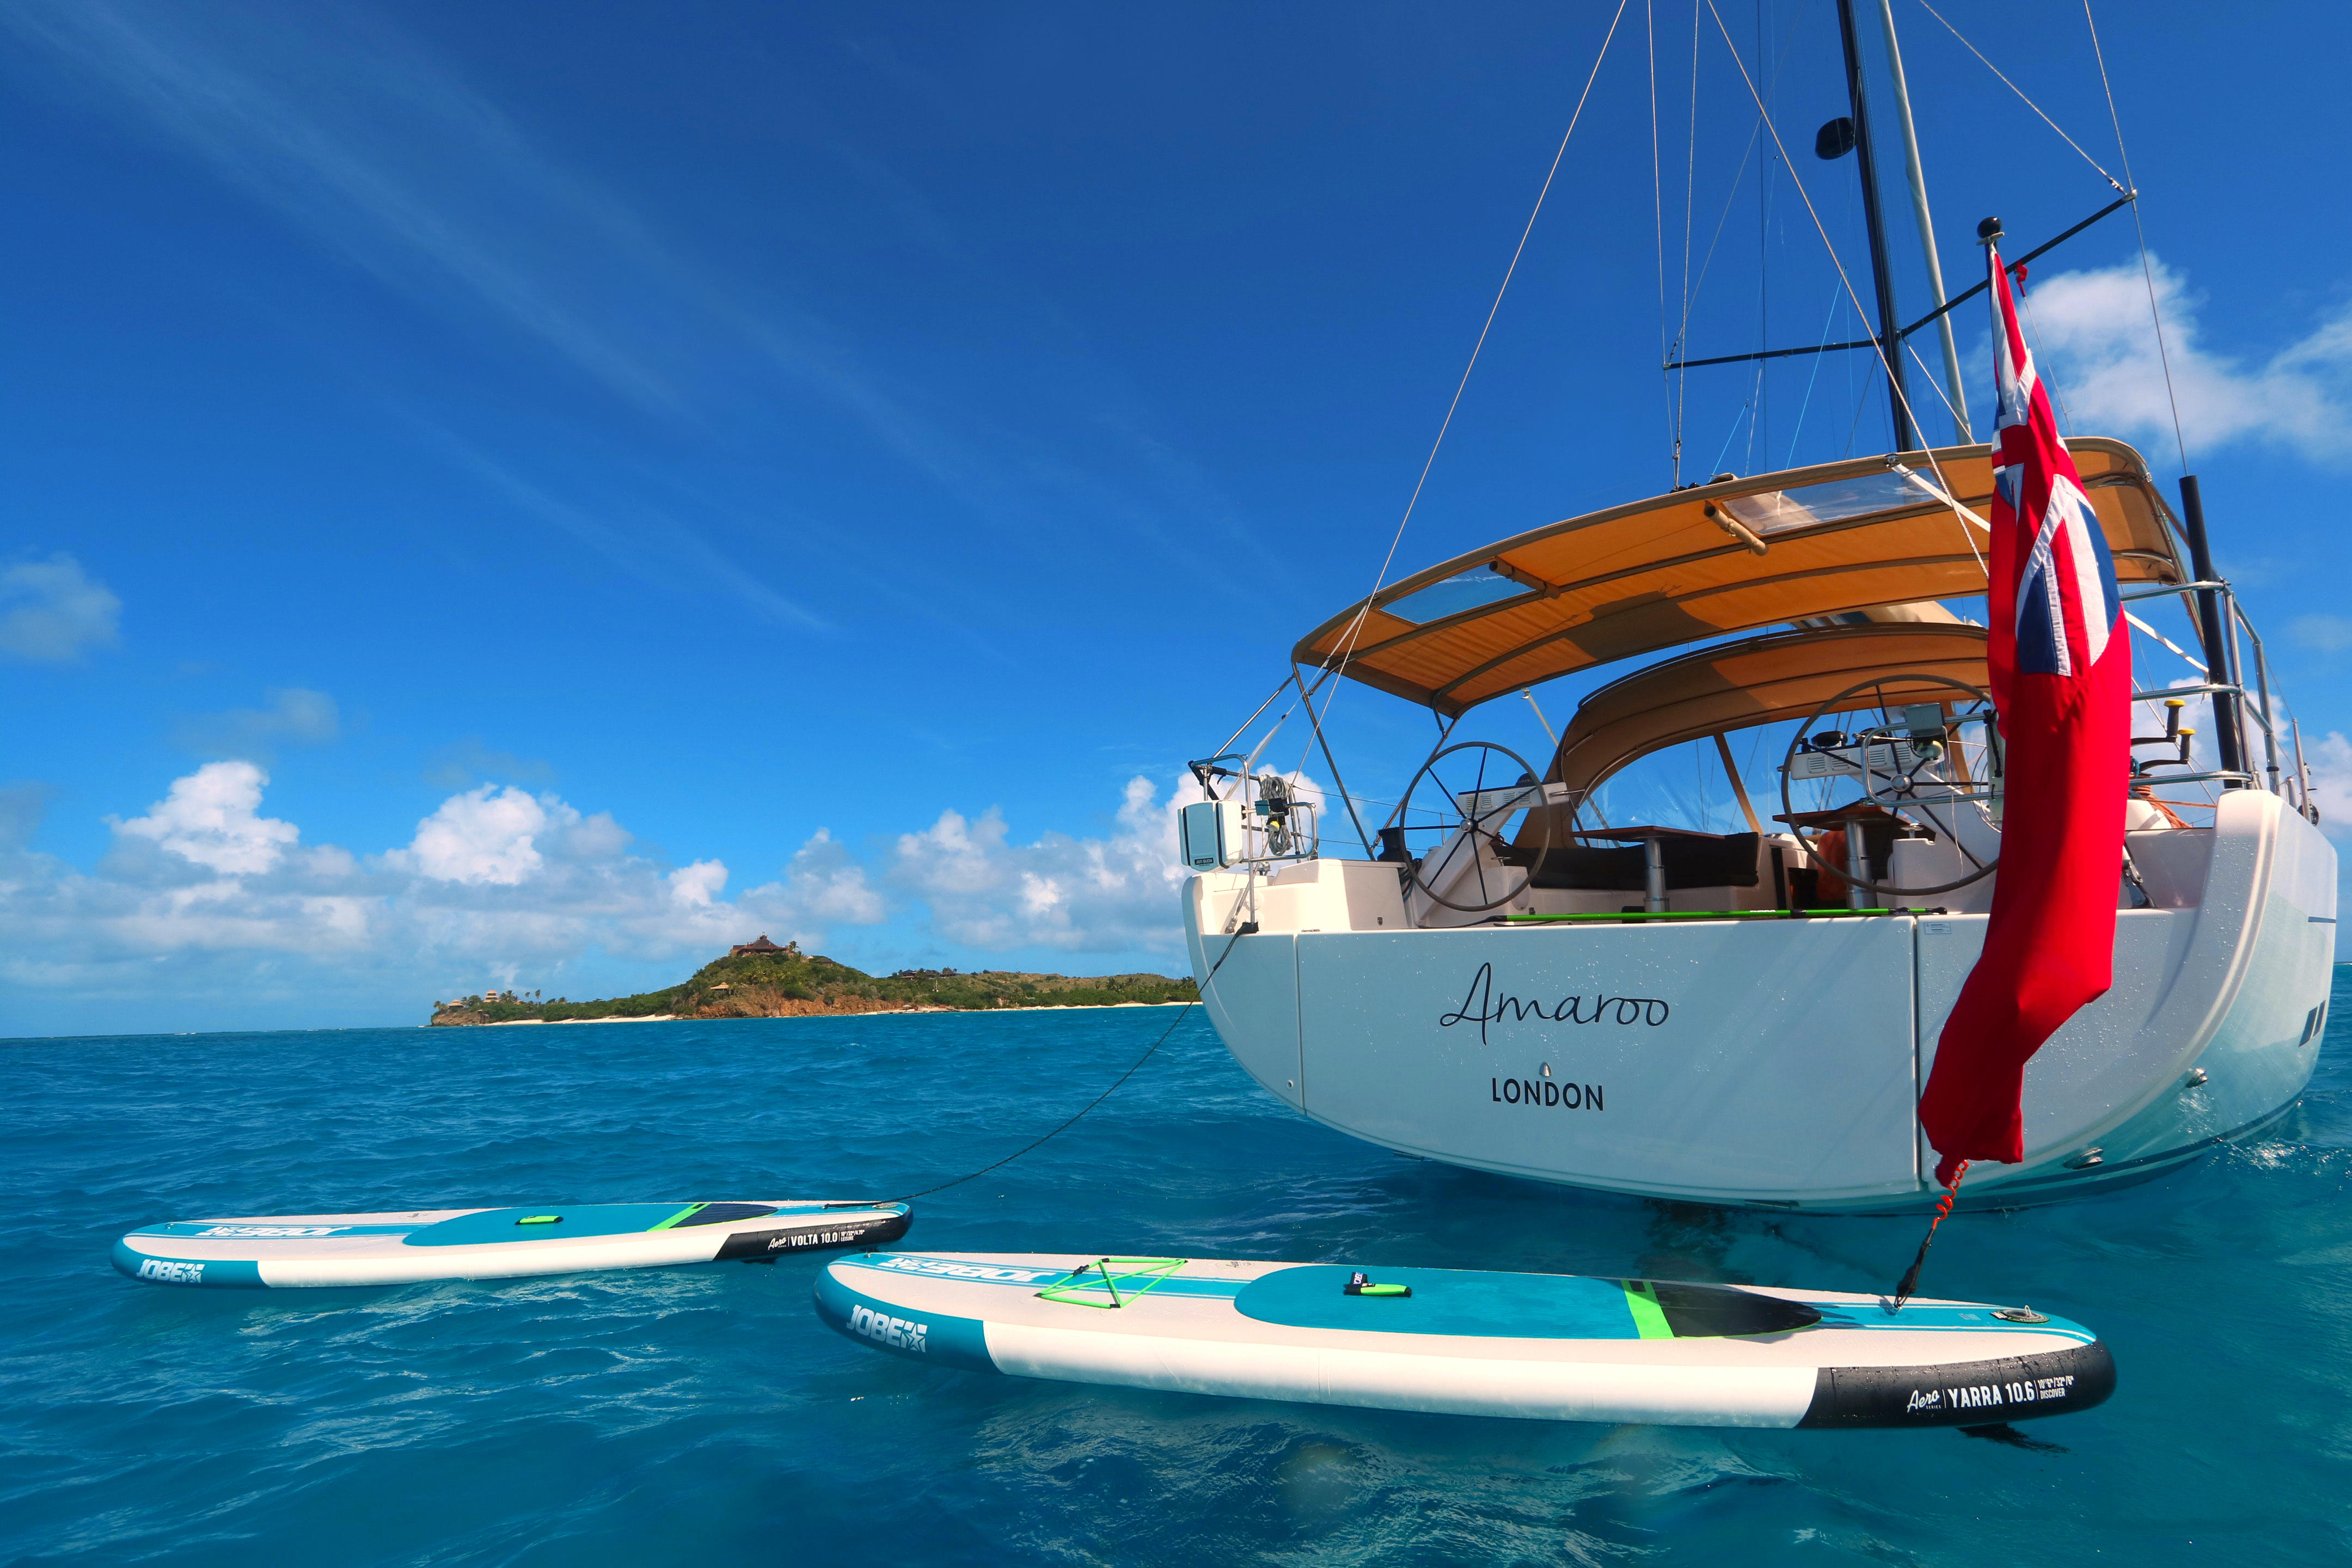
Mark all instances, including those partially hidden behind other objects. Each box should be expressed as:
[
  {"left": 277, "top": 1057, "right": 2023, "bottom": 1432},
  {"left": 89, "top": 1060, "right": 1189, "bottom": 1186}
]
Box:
[
  {"left": 1294, "top": 437, "right": 2182, "bottom": 715},
  {"left": 1542, "top": 621, "right": 1989, "bottom": 801}
]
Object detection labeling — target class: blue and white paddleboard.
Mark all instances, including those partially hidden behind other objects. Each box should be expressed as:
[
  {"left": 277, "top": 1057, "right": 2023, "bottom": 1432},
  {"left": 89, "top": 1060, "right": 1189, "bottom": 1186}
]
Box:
[
  {"left": 817, "top": 1251, "right": 2114, "bottom": 1430},
  {"left": 116, "top": 1200, "right": 910, "bottom": 1289}
]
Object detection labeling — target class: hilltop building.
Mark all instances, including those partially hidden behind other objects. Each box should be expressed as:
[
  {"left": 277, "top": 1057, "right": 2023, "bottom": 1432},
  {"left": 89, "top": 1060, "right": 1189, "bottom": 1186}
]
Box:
[{"left": 728, "top": 935, "right": 801, "bottom": 959}]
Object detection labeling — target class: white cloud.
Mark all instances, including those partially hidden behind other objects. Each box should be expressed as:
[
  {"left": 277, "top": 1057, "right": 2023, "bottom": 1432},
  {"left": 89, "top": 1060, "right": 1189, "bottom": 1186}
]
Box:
[
  {"left": 0, "top": 765, "right": 902, "bottom": 1018},
  {"left": 173, "top": 687, "right": 341, "bottom": 759},
  {"left": 667, "top": 859, "right": 727, "bottom": 908},
  {"left": 0, "top": 763, "right": 1207, "bottom": 1027},
  {"left": 782, "top": 829, "right": 887, "bottom": 925},
  {"left": 397, "top": 785, "right": 559, "bottom": 886},
  {"left": 0, "top": 782, "right": 51, "bottom": 852},
  {"left": 2306, "top": 732, "right": 2352, "bottom": 836},
  {"left": 2018, "top": 255, "right": 2352, "bottom": 464},
  {"left": 113, "top": 761, "right": 299, "bottom": 875},
  {"left": 889, "top": 773, "right": 1264, "bottom": 953},
  {"left": 0, "top": 553, "right": 120, "bottom": 663}
]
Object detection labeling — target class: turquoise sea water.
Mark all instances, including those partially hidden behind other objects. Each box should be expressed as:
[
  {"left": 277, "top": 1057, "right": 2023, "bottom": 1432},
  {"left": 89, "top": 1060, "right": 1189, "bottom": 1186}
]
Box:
[{"left": 7, "top": 979, "right": 2351, "bottom": 1566}]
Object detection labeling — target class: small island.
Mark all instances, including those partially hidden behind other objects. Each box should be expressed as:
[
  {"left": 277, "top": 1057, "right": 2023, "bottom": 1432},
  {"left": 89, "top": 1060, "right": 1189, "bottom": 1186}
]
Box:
[{"left": 428, "top": 936, "right": 1198, "bottom": 1026}]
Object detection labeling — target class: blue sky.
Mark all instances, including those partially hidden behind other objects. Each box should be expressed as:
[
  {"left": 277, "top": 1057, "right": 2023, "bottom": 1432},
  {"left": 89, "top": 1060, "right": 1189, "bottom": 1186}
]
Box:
[{"left": 6, "top": 1, "right": 2350, "bottom": 1036}]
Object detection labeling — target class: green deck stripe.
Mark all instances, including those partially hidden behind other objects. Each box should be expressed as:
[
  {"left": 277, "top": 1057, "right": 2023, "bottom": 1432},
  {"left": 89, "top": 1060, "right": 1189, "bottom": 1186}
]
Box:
[
  {"left": 648, "top": 1203, "right": 707, "bottom": 1231},
  {"left": 1505, "top": 908, "right": 1898, "bottom": 923},
  {"left": 1621, "top": 1281, "right": 1676, "bottom": 1339}
]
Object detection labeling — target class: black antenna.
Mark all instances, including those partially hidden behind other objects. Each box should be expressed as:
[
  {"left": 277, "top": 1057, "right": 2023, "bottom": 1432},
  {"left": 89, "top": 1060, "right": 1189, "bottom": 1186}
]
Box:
[{"left": 1832, "top": 0, "right": 1915, "bottom": 453}]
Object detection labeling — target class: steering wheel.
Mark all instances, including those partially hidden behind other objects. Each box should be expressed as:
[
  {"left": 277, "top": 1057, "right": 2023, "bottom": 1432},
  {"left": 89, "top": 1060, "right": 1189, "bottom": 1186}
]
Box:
[
  {"left": 1777, "top": 674, "right": 2000, "bottom": 900},
  {"left": 1392, "top": 740, "right": 1555, "bottom": 914}
]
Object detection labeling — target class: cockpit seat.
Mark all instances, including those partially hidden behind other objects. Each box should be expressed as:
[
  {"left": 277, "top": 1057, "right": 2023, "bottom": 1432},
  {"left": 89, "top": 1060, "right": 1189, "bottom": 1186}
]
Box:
[{"left": 1499, "top": 831, "right": 1761, "bottom": 892}]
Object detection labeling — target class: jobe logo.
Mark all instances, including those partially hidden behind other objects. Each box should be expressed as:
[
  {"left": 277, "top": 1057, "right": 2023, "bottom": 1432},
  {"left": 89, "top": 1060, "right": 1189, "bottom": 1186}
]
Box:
[
  {"left": 847, "top": 1303, "right": 928, "bottom": 1353},
  {"left": 194, "top": 1226, "right": 339, "bottom": 1239},
  {"left": 136, "top": 1258, "right": 205, "bottom": 1284},
  {"left": 873, "top": 1257, "right": 1057, "bottom": 1284}
]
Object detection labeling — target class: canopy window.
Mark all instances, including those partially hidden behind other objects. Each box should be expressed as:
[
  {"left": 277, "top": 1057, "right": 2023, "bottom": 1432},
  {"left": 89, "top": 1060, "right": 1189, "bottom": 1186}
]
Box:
[{"left": 1294, "top": 438, "right": 2181, "bottom": 716}]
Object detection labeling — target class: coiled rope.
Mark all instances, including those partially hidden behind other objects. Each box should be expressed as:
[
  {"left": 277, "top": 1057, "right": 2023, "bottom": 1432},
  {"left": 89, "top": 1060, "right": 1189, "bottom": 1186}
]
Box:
[{"left": 1891, "top": 1159, "right": 1969, "bottom": 1311}]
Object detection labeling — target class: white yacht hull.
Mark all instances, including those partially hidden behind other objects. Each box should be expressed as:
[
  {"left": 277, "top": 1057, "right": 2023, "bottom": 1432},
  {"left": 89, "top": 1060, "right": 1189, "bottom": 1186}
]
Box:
[{"left": 1186, "top": 789, "right": 2334, "bottom": 1213}]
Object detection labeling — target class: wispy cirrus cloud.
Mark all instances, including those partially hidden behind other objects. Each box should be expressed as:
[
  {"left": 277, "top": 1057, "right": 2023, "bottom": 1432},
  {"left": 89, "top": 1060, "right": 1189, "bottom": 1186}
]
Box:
[
  {"left": 421, "top": 431, "right": 830, "bottom": 632},
  {"left": 1, "top": 1, "right": 689, "bottom": 414},
  {"left": 2289, "top": 614, "right": 2352, "bottom": 654},
  {"left": 0, "top": 1, "right": 999, "bottom": 465},
  {"left": 0, "top": 0, "right": 1255, "bottom": 645}
]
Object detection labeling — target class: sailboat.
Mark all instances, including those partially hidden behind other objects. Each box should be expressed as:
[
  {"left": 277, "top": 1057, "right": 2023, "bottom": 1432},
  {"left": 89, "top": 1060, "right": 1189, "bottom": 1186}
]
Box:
[{"left": 1178, "top": 1, "right": 2335, "bottom": 1212}]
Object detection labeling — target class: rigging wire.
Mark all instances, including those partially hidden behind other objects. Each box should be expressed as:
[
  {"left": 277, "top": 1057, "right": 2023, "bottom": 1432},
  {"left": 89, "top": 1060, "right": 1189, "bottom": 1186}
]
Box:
[
  {"left": 1840, "top": 371, "right": 1873, "bottom": 458},
  {"left": 1749, "top": 0, "right": 1768, "bottom": 476},
  {"left": 1202, "top": 676, "right": 1298, "bottom": 783},
  {"left": 1670, "top": 0, "right": 1812, "bottom": 476},
  {"left": 1909, "top": 0, "right": 2125, "bottom": 195},
  {"left": 1676, "top": 0, "right": 1700, "bottom": 483},
  {"left": 1783, "top": 282, "right": 1845, "bottom": 465},
  {"left": 1649, "top": 0, "right": 1675, "bottom": 468},
  {"left": 1309, "top": 0, "right": 1628, "bottom": 740},
  {"left": 1755, "top": 2, "right": 1810, "bottom": 473},
  {"left": 2082, "top": 0, "right": 2190, "bottom": 474},
  {"left": 1707, "top": 403, "right": 1754, "bottom": 477},
  {"left": 1886, "top": 404, "right": 1988, "bottom": 580},
  {"left": 1689, "top": 128, "right": 1767, "bottom": 350},
  {"left": 2014, "top": 283, "right": 2077, "bottom": 436},
  {"left": 1901, "top": 322, "right": 1973, "bottom": 440},
  {"left": 1894, "top": 329, "right": 1992, "bottom": 605},
  {"left": 1698, "top": 0, "right": 1973, "bottom": 549}
]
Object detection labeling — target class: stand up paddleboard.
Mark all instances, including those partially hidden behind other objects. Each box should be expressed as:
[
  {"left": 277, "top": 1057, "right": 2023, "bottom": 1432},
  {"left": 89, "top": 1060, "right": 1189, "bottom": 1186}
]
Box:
[
  {"left": 116, "top": 1200, "right": 909, "bottom": 1289},
  {"left": 817, "top": 1251, "right": 2114, "bottom": 1430}
]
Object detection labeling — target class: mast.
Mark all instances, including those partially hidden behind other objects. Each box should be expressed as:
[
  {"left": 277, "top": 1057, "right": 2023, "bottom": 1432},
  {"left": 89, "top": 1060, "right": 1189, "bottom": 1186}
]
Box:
[
  {"left": 1833, "top": 0, "right": 1915, "bottom": 453},
  {"left": 1875, "top": 0, "right": 1970, "bottom": 442}
]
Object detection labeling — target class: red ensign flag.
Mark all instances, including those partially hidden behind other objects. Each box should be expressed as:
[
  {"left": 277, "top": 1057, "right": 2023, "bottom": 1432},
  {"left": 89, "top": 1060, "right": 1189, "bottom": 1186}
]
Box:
[{"left": 1915, "top": 242, "right": 2133, "bottom": 1186}]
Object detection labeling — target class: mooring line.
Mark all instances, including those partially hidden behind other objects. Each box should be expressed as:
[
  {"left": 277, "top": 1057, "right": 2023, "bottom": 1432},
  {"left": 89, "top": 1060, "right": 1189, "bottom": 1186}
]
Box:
[{"left": 885, "top": 926, "right": 1254, "bottom": 1204}]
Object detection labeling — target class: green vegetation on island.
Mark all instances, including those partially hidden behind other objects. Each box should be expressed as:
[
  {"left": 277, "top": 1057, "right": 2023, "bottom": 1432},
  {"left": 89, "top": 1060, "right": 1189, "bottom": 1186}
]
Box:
[{"left": 430, "top": 939, "right": 1198, "bottom": 1026}]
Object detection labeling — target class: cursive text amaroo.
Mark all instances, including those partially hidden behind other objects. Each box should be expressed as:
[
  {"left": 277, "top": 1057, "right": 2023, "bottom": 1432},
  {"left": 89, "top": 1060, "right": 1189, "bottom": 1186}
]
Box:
[{"left": 1437, "top": 962, "right": 1670, "bottom": 1044}]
